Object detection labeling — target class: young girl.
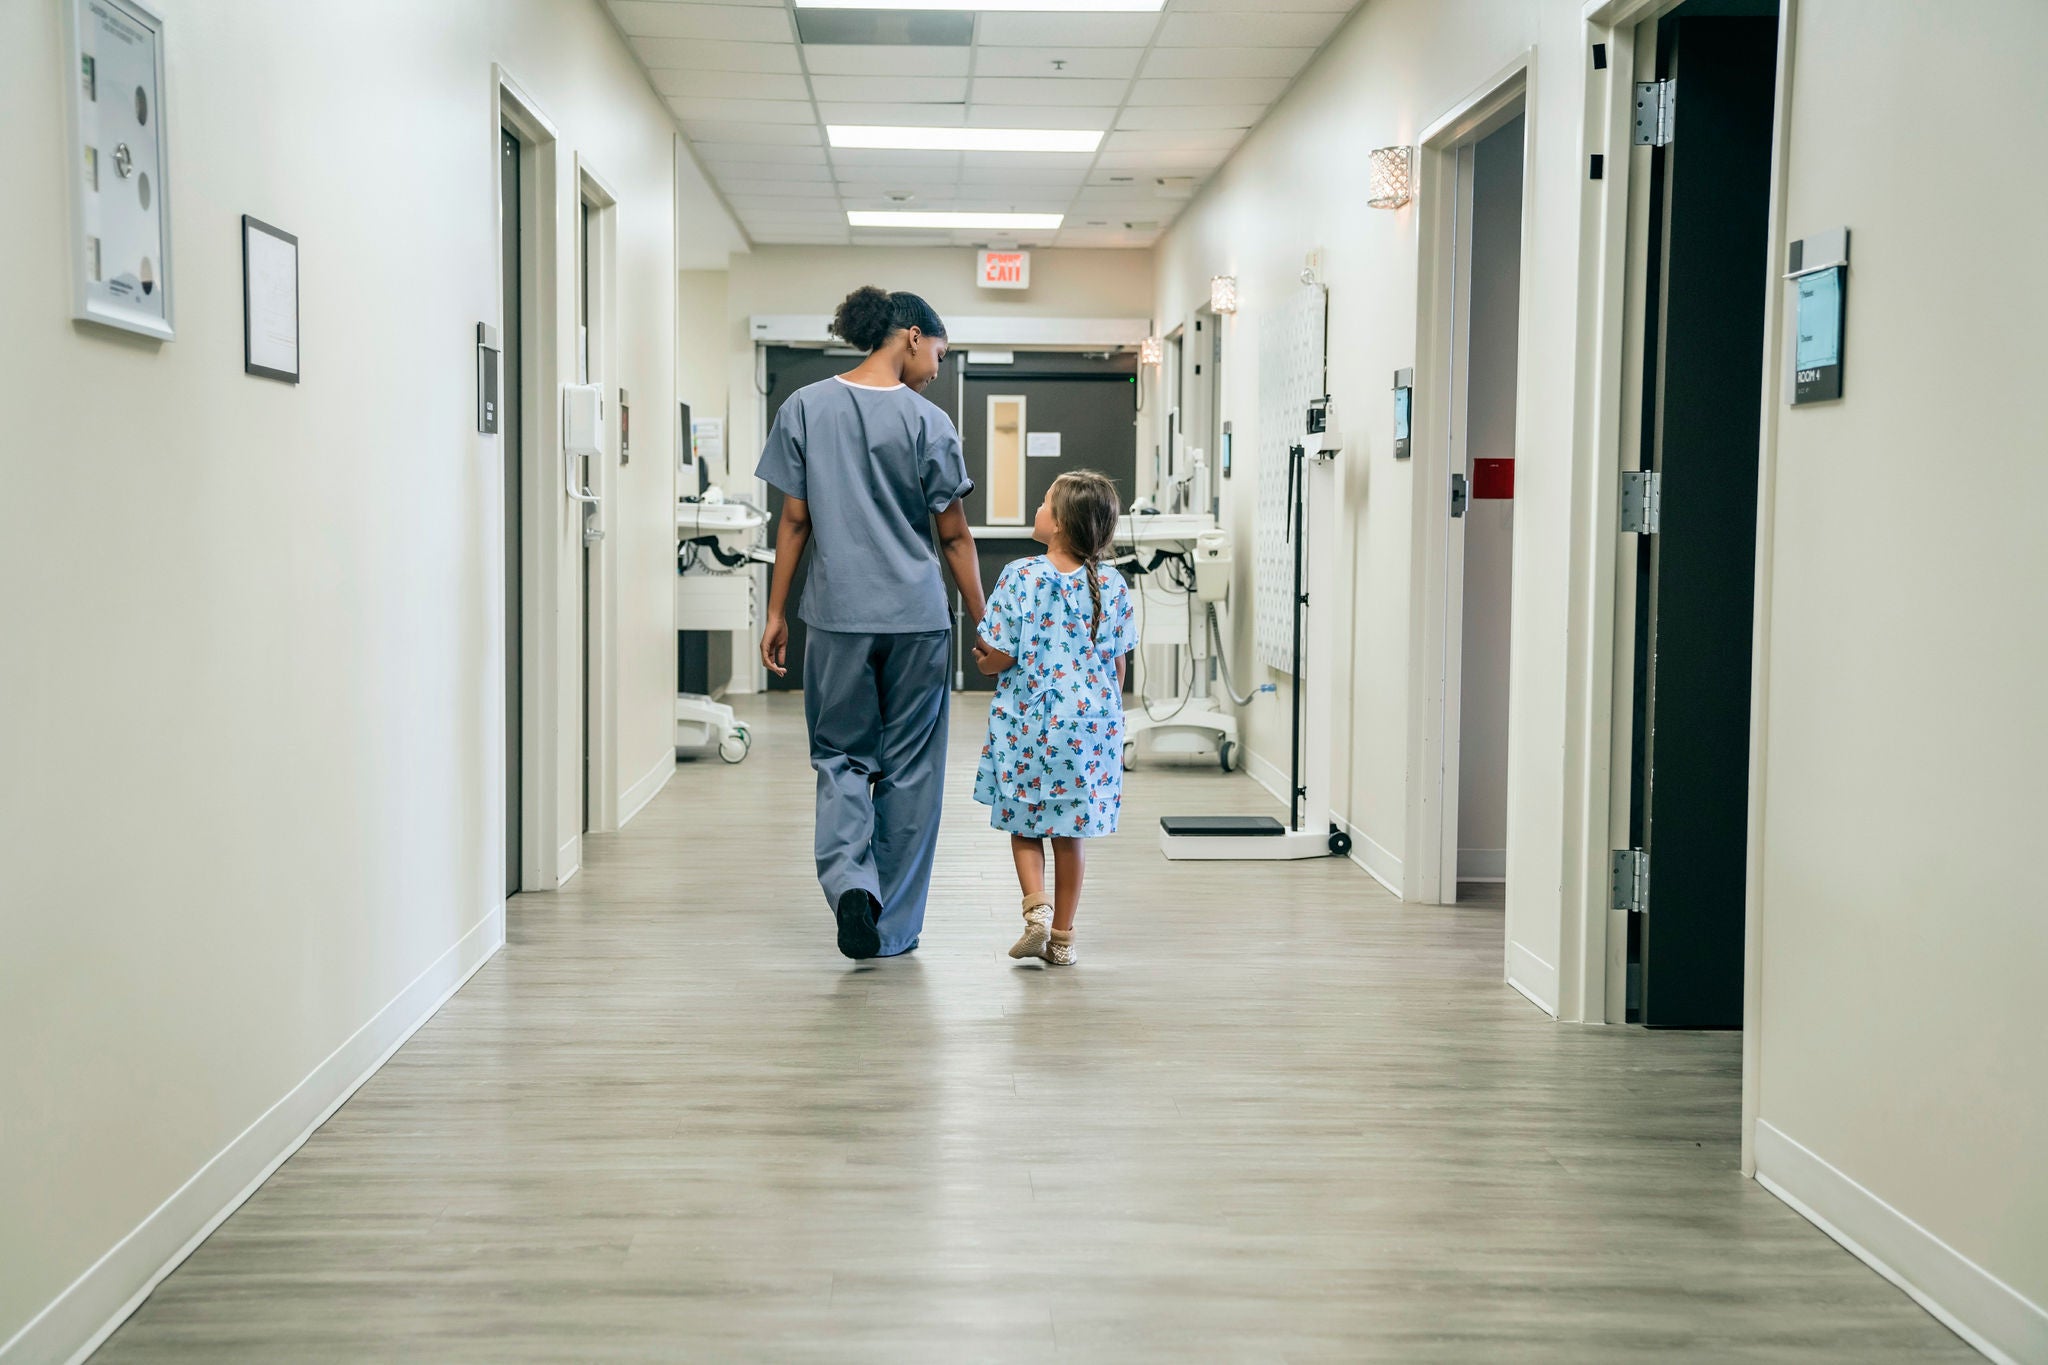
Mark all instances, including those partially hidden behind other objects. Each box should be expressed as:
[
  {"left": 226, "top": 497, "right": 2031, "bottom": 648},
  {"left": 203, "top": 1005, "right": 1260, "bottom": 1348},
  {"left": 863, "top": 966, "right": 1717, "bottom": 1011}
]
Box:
[{"left": 972, "top": 472, "right": 1136, "bottom": 966}]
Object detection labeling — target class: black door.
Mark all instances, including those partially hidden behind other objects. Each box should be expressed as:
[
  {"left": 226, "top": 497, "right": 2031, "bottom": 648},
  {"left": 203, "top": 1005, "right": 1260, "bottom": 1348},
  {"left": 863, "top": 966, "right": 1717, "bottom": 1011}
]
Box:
[
  {"left": 955, "top": 352, "right": 1139, "bottom": 692},
  {"left": 1630, "top": 7, "right": 1778, "bottom": 1027},
  {"left": 500, "top": 127, "right": 522, "bottom": 895}
]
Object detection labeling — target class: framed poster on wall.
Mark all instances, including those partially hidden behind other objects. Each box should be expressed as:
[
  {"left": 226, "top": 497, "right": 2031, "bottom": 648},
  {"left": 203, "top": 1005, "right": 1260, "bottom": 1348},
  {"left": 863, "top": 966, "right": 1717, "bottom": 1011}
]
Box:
[
  {"left": 63, "top": 0, "right": 175, "bottom": 341},
  {"left": 241, "top": 216, "right": 299, "bottom": 383}
]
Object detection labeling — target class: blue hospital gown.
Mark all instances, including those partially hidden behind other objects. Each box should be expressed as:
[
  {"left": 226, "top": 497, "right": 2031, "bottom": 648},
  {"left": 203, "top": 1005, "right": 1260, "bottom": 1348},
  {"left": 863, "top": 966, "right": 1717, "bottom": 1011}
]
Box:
[{"left": 973, "top": 557, "right": 1138, "bottom": 838}]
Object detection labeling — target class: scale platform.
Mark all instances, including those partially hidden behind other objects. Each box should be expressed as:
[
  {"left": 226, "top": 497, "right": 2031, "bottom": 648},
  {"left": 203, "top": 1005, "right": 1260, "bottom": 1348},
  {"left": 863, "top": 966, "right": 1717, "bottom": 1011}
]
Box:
[{"left": 1158, "top": 815, "right": 1350, "bottom": 861}]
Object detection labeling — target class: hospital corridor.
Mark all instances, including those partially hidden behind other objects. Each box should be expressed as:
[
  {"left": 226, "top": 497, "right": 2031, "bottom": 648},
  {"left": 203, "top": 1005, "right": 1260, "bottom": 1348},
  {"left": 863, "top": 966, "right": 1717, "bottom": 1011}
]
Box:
[{"left": 2, "top": 1, "right": 2043, "bottom": 1363}]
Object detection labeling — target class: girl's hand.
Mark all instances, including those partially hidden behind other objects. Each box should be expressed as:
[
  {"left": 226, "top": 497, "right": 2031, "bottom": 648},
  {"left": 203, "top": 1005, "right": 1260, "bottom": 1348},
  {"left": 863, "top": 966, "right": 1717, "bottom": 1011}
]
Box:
[{"left": 973, "top": 641, "right": 1015, "bottom": 676}]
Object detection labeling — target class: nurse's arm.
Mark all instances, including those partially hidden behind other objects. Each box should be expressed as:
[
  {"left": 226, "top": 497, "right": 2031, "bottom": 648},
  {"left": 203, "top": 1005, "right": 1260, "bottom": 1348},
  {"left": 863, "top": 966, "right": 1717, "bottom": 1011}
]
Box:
[
  {"left": 934, "top": 498, "right": 987, "bottom": 626},
  {"left": 761, "top": 494, "right": 812, "bottom": 677}
]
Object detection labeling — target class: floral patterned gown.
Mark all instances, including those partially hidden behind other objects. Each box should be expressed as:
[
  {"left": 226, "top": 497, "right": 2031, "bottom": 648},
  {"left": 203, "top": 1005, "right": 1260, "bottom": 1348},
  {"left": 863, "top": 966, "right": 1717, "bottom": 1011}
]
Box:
[{"left": 973, "top": 557, "right": 1139, "bottom": 837}]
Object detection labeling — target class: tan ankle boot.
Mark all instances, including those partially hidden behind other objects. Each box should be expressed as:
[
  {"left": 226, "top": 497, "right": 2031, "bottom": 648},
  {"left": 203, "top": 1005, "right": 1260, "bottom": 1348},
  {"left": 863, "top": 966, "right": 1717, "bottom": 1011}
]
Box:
[
  {"left": 1010, "top": 895, "right": 1052, "bottom": 960},
  {"left": 1043, "top": 928, "right": 1076, "bottom": 966}
]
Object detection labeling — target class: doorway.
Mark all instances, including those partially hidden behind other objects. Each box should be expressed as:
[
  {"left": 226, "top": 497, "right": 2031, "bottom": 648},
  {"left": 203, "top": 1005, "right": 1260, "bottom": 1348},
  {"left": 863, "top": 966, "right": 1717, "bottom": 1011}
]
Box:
[
  {"left": 1618, "top": 2, "right": 1779, "bottom": 1028},
  {"left": 500, "top": 125, "right": 524, "bottom": 895},
  {"left": 577, "top": 195, "right": 593, "bottom": 833},
  {"left": 954, "top": 351, "right": 1139, "bottom": 693},
  {"left": 1409, "top": 76, "right": 1529, "bottom": 911}
]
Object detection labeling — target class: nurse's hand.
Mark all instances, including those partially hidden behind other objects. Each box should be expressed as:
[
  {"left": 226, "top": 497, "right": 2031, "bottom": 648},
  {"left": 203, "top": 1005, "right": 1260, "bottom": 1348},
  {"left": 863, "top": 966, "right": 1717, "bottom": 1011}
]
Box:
[{"left": 761, "top": 614, "right": 789, "bottom": 677}]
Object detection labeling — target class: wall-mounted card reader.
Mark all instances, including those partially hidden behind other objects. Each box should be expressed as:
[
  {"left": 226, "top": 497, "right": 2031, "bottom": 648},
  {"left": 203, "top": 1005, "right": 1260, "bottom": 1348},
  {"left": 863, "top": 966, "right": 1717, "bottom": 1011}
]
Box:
[
  {"left": 477, "top": 323, "right": 499, "bottom": 435},
  {"left": 1785, "top": 228, "right": 1848, "bottom": 405},
  {"left": 1392, "top": 367, "right": 1414, "bottom": 459}
]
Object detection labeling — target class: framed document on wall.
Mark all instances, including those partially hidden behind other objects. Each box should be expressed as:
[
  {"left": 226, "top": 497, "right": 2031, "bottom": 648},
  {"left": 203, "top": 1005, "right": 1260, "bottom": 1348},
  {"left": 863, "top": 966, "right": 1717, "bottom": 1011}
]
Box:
[
  {"left": 63, "top": 0, "right": 175, "bottom": 341},
  {"left": 241, "top": 216, "right": 300, "bottom": 384}
]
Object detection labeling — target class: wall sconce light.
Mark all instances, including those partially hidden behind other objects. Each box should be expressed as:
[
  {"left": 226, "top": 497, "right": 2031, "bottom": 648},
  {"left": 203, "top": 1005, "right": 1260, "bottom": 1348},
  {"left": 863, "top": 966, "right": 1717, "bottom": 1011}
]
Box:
[
  {"left": 1209, "top": 275, "right": 1238, "bottom": 314},
  {"left": 1368, "top": 146, "right": 1413, "bottom": 209},
  {"left": 1140, "top": 335, "right": 1162, "bottom": 366}
]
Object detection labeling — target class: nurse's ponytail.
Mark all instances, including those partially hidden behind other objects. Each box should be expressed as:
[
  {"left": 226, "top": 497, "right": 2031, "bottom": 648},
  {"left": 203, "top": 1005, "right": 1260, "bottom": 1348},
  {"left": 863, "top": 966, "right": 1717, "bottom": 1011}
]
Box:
[
  {"left": 1048, "top": 471, "right": 1122, "bottom": 642},
  {"left": 831, "top": 286, "right": 948, "bottom": 352}
]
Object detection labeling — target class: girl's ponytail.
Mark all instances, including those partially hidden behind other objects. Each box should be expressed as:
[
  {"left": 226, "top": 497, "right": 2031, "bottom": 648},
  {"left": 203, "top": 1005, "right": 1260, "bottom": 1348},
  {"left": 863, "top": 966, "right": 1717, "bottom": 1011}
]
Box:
[{"left": 1048, "top": 470, "right": 1123, "bottom": 643}]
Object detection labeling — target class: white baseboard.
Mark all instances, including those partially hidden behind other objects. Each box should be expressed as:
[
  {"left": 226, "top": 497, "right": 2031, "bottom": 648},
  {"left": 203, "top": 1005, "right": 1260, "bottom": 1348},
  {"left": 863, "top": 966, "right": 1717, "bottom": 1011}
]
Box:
[
  {"left": 1241, "top": 748, "right": 1405, "bottom": 897},
  {"left": 556, "top": 833, "right": 581, "bottom": 887},
  {"left": 618, "top": 750, "right": 676, "bottom": 829},
  {"left": 0, "top": 905, "right": 504, "bottom": 1365},
  {"left": 1506, "top": 939, "right": 1558, "bottom": 1017},
  {"left": 1457, "top": 848, "right": 1505, "bottom": 880},
  {"left": 1754, "top": 1120, "right": 2045, "bottom": 1365}
]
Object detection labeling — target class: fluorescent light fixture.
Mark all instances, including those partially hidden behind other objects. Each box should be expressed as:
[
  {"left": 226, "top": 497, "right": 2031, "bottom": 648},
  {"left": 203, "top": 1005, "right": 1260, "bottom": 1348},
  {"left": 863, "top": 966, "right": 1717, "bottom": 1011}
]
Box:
[
  {"left": 800, "top": 1, "right": 1161, "bottom": 9},
  {"left": 829, "top": 125, "right": 1102, "bottom": 154},
  {"left": 849, "top": 211, "right": 1064, "bottom": 230}
]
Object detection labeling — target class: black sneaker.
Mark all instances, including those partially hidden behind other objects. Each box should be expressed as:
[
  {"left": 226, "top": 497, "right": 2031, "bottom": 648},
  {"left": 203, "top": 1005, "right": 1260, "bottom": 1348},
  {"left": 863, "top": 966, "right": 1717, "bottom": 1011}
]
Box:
[{"left": 835, "top": 888, "right": 881, "bottom": 960}]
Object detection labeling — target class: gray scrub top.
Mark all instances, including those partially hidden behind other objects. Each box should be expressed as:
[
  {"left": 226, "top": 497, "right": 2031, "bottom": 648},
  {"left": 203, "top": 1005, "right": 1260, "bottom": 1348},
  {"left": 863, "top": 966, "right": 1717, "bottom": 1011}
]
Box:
[{"left": 756, "top": 376, "right": 973, "bottom": 634}]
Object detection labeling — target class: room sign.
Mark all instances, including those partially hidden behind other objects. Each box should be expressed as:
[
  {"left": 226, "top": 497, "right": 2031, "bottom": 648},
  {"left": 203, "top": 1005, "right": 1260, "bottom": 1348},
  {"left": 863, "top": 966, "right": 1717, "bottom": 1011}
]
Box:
[{"left": 978, "top": 249, "right": 1030, "bottom": 290}]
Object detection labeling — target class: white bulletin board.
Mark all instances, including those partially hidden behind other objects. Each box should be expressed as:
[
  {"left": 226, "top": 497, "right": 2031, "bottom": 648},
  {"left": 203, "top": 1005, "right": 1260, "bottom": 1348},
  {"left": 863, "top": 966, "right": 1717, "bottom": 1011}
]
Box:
[{"left": 1254, "top": 284, "right": 1327, "bottom": 670}]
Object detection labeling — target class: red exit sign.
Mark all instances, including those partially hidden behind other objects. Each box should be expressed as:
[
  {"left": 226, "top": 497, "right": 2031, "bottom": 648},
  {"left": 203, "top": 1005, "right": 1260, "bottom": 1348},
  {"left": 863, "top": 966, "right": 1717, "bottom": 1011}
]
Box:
[{"left": 977, "top": 250, "right": 1030, "bottom": 290}]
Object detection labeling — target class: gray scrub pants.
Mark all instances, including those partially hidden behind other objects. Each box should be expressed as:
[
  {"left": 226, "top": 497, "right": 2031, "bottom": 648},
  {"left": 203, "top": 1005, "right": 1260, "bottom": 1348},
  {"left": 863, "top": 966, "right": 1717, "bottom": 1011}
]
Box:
[{"left": 802, "top": 628, "right": 951, "bottom": 956}]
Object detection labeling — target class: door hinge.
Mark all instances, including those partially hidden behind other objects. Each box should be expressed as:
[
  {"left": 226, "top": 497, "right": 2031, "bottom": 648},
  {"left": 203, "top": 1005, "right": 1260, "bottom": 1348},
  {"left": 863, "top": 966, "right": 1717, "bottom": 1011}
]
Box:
[
  {"left": 1633, "top": 79, "right": 1676, "bottom": 147},
  {"left": 1450, "top": 472, "right": 1469, "bottom": 519},
  {"left": 1619, "top": 469, "right": 1661, "bottom": 534},
  {"left": 1611, "top": 848, "right": 1650, "bottom": 914}
]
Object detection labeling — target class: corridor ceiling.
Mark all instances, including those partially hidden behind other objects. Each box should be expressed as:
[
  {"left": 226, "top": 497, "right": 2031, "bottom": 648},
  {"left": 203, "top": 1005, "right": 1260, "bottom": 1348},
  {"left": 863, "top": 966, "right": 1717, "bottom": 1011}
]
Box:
[{"left": 605, "top": 0, "right": 1363, "bottom": 250}]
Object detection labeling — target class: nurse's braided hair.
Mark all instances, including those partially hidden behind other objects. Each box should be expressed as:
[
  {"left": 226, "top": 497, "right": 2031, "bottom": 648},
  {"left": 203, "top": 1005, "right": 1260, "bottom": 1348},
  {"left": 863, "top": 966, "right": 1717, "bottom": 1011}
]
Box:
[{"left": 1048, "top": 471, "right": 1122, "bottom": 642}]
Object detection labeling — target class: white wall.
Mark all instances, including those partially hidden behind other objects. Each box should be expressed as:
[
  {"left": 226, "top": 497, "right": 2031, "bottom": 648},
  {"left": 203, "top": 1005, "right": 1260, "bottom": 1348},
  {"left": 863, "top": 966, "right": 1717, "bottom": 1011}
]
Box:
[
  {"left": 1456, "top": 115, "right": 1524, "bottom": 882},
  {"left": 0, "top": 2, "right": 738, "bottom": 1358},
  {"left": 1747, "top": 0, "right": 2048, "bottom": 1351}
]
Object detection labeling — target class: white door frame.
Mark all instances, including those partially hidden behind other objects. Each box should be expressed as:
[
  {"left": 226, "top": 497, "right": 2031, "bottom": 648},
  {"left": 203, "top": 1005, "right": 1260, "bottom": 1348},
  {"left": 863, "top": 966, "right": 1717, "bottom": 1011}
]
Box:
[
  {"left": 494, "top": 69, "right": 568, "bottom": 893},
  {"left": 576, "top": 158, "right": 622, "bottom": 839},
  {"left": 1404, "top": 53, "right": 1533, "bottom": 909}
]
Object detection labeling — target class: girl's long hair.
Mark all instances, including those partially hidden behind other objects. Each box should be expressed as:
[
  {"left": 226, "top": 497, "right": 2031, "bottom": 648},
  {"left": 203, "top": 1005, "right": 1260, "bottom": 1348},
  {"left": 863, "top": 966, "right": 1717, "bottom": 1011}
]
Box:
[{"left": 1048, "top": 471, "right": 1122, "bottom": 641}]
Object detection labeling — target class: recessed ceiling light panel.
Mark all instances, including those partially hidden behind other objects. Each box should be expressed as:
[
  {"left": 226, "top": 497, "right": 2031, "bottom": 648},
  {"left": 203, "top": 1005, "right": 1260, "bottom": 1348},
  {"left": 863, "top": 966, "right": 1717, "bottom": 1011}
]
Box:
[
  {"left": 799, "top": 1, "right": 1162, "bottom": 10},
  {"left": 829, "top": 125, "right": 1103, "bottom": 153},
  {"left": 848, "top": 211, "right": 1065, "bottom": 230}
]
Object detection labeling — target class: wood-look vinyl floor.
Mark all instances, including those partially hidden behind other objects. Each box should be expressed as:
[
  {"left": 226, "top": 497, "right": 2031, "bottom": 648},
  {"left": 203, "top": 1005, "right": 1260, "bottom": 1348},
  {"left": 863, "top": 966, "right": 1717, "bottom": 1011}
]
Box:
[{"left": 93, "top": 695, "right": 1970, "bottom": 1363}]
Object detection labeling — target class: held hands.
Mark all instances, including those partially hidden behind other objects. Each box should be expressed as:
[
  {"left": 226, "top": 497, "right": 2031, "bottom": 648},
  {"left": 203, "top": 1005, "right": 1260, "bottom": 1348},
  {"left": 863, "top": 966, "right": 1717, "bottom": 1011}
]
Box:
[
  {"left": 761, "top": 614, "right": 789, "bottom": 677},
  {"left": 972, "top": 640, "right": 1015, "bottom": 677}
]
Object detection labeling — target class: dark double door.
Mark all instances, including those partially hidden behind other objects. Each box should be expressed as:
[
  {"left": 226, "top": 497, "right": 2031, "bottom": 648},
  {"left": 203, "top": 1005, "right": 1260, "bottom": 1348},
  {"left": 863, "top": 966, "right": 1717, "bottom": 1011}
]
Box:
[
  {"left": 1629, "top": 7, "right": 1778, "bottom": 1027},
  {"left": 757, "top": 348, "right": 1138, "bottom": 693}
]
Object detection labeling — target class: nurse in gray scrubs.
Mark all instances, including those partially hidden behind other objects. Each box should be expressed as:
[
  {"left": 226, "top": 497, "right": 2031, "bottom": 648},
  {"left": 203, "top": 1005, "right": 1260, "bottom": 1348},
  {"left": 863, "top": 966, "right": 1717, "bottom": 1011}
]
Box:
[{"left": 757, "top": 286, "right": 988, "bottom": 960}]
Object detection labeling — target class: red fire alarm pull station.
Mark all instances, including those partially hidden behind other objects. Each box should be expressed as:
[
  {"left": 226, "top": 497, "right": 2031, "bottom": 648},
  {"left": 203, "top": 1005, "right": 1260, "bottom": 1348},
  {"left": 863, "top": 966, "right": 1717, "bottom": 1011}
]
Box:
[{"left": 1471, "top": 458, "right": 1515, "bottom": 500}]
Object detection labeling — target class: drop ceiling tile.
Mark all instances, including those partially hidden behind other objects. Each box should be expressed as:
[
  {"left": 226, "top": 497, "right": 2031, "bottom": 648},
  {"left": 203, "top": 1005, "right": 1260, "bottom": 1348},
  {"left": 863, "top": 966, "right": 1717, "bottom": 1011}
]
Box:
[
  {"left": 956, "top": 164, "right": 1088, "bottom": 185},
  {"left": 607, "top": 2, "right": 790, "bottom": 42},
  {"left": 970, "top": 48, "right": 1144, "bottom": 79},
  {"left": 683, "top": 120, "right": 821, "bottom": 145},
  {"left": 1138, "top": 47, "right": 1316, "bottom": 78},
  {"left": 963, "top": 106, "right": 1116, "bottom": 130},
  {"left": 1105, "top": 128, "right": 1246, "bottom": 152},
  {"left": 1174, "top": 0, "right": 1355, "bottom": 9},
  {"left": 833, "top": 180, "right": 972, "bottom": 199},
  {"left": 647, "top": 68, "right": 810, "bottom": 101},
  {"left": 1156, "top": 11, "right": 1346, "bottom": 46},
  {"left": 802, "top": 44, "right": 970, "bottom": 77},
  {"left": 817, "top": 102, "right": 968, "bottom": 127},
  {"left": 967, "top": 77, "right": 1128, "bottom": 107},
  {"left": 810, "top": 75, "right": 967, "bottom": 103},
  {"left": 1090, "top": 147, "right": 1230, "bottom": 170},
  {"left": 1126, "top": 76, "right": 1290, "bottom": 106},
  {"left": 1116, "top": 104, "right": 1263, "bottom": 131},
  {"left": 695, "top": 141, "right": 830, "bottom": 165},
  {"left": 976, "top": 13, "right": 1160, "bottom": 47},
  {"left": 960, "top": 149, "right": 1100, "bottom": 171},
  {"left": 710, "top": 164, "right": 837, "bottom": 185},
  {"left": 724, "top": 188, "right": 842, "bottom": 207},
  {"left": 631, "top": 37, "right": 799, "bottom": 73},
  {"left": 751, "top": 230, "right": 853, "bottom": 244},
  {"left": 669, "top": 97, "right": 817, "bottom": 125}
]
